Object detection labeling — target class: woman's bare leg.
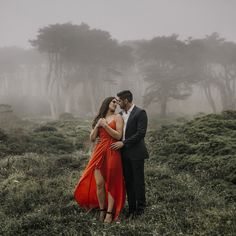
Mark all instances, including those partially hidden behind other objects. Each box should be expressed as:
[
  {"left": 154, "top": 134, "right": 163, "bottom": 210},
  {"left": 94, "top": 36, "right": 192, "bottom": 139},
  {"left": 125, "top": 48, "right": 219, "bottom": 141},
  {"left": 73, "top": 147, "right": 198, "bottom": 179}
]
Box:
[
  {"left": 94, "top": 169, "right": 106, "bottom": 221},
  {"left": 104, "top": 192, "right": 114, "bottom": 223}
]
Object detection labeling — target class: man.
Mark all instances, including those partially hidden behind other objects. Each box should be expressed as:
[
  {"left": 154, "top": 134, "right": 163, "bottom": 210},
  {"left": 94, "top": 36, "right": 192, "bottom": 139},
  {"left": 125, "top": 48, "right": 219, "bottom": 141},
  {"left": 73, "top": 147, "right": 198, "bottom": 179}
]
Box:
[{"left": 111, "top": 90, "right": 149, "bottom": 219}]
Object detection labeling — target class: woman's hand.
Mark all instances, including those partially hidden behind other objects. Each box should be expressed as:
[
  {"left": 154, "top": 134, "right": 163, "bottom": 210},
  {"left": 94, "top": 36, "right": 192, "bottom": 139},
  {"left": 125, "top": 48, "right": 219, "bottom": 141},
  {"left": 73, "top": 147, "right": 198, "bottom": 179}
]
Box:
[
  {"left": 99, "top": 118, "right": 107, "bottom": 127},
  {"left": 96, "top": 118, "right": 107, "bottom": 128},
  {"left": 95, "top": 118, "right": 102, "bottom": 128}
]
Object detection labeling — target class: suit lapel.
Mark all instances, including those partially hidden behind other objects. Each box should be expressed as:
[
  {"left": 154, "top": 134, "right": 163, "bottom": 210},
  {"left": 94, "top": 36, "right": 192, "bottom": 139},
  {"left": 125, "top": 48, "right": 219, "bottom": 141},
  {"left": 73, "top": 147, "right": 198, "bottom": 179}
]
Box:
[{"left": 125, "top": 105, "right": 137, "bottom": 133}]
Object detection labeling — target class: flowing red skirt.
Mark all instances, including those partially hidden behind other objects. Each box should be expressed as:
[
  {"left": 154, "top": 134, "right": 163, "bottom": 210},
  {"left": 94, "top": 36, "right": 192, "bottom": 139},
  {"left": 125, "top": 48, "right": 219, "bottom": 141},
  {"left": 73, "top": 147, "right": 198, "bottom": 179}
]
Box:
[{"left": 74, "top": 120, "right": 125, "bottom": 220}]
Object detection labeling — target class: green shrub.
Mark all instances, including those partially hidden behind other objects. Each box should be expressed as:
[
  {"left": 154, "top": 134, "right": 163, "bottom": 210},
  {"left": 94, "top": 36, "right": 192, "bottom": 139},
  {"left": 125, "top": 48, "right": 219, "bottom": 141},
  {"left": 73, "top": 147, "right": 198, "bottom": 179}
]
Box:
[
  {"left": 147, "top": 110, "right": 236, "bottom": 201},
  {"left": 33, "top": 125, "right": 57, "bottom": 132}
]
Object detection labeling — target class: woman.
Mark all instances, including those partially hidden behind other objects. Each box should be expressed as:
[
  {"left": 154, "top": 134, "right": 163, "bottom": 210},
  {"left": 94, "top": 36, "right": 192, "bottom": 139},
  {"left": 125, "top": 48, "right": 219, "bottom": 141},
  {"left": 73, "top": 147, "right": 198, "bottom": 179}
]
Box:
[{"left": 74, "top": 97, "right": 125, "bottom": 223}]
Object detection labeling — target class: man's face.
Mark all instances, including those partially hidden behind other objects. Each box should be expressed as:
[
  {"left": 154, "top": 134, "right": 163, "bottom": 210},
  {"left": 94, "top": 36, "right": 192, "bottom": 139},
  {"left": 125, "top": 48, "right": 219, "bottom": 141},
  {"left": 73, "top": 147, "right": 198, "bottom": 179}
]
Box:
[{"left": 117, "top": 97, "right": 127, "bottom": 109}]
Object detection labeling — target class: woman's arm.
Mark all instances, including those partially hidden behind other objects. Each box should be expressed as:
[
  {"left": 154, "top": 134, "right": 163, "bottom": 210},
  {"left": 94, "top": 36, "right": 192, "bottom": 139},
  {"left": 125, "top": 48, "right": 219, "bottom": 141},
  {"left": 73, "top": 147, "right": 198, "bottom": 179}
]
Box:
[
  {"left": 90, "top": 122, "right": 100, "bottom": 142},
  {"left": 102, "top": 114, "right": 123, "bottom": 140}
]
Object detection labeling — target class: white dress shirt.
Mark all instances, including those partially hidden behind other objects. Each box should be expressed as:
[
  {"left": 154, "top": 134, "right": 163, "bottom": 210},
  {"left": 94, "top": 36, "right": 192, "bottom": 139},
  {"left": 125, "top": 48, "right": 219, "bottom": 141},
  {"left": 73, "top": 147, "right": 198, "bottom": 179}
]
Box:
[{"left": 121, "top": 104, "right": 135, "bottom": 141}]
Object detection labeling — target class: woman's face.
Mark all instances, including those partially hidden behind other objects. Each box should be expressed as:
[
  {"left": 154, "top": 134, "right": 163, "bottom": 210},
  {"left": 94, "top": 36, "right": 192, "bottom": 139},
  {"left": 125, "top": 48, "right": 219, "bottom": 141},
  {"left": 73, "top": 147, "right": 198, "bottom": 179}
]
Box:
[{"left": 109, "top": 98, "right": 118, "bottom": 112}]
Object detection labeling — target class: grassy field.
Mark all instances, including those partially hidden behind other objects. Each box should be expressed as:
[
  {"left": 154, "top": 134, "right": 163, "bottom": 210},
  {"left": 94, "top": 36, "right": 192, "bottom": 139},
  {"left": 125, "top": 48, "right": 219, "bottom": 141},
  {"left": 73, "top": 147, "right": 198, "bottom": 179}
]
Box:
[{"left": 0, "top": 111, "right": 235, "bottom": 235}]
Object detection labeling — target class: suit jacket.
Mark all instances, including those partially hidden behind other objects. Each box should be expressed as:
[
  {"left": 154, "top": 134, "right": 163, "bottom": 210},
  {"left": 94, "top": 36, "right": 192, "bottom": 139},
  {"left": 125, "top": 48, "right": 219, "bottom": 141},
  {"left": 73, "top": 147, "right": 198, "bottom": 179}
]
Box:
[{"left": 120, "top": 106, "right": 149, "bottom": 160}]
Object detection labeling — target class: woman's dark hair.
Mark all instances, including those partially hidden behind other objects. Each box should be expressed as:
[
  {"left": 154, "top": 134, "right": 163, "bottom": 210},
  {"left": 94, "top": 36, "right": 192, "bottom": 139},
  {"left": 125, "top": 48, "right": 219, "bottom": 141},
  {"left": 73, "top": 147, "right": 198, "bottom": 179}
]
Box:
[
  {"left": 92, "top": 97, "right": 115, "bottom": 128},
  {"left": 117, "top": 90, "right": 133, "bottom": 102}
]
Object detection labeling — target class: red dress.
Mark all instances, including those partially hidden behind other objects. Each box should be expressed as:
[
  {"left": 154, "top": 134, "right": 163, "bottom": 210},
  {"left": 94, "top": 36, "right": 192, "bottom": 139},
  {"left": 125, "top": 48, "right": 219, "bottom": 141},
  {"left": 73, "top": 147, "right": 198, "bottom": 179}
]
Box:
[{"left": 74, "top": 120, "right": 126, "bottom": 220}]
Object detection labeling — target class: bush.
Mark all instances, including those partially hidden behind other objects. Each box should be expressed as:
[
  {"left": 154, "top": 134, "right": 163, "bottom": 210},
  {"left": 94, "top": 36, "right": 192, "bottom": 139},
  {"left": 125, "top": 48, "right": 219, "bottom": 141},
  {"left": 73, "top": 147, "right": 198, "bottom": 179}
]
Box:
[
  {"left": 59, "top": 112, "right": 75, "bottom": 120},
  {"left": 147, "top": 110, "right": 236, "bottom": 194},
  {"left": 33, "top": 125, "right": 57, "bottom": 132}
]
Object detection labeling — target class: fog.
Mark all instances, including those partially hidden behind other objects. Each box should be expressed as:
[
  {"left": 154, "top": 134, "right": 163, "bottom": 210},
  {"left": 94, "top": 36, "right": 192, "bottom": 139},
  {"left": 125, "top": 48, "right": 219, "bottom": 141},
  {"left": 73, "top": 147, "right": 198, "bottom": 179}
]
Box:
[
  {"left": 0, "top": 0, "right": 236, "bottom": 119},
  {"left": 1, "top": 0, "right": 236, "bottom": 47}
]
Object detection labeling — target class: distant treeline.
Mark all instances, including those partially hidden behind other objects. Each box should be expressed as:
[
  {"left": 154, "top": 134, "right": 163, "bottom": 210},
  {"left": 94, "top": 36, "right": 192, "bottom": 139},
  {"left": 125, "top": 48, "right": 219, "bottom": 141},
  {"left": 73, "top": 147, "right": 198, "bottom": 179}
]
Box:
[{"left": 0, "top": 23, "right": 235, "bottom": 118}]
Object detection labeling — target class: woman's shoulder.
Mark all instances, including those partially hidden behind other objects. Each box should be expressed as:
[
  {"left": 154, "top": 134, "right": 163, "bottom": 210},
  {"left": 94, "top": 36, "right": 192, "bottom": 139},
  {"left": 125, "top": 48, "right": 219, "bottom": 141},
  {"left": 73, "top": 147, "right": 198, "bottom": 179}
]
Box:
[{"left": 114, "top": 113, "right": 123, "bottom": 121}]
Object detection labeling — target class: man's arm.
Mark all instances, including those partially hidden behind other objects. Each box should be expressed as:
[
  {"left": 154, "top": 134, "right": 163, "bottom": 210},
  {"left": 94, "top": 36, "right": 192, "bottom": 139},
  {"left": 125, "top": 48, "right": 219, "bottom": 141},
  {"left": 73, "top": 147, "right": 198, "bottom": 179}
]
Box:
[{"left": 123, "top": 110, "right": 148, "bottom": 148}]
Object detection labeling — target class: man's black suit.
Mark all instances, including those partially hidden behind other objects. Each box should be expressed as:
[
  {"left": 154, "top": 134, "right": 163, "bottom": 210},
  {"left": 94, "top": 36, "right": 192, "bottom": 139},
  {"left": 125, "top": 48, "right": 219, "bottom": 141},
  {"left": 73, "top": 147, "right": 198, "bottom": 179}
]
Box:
[{"left": 120, "top": 105, "right": 149, "bottom": 215}]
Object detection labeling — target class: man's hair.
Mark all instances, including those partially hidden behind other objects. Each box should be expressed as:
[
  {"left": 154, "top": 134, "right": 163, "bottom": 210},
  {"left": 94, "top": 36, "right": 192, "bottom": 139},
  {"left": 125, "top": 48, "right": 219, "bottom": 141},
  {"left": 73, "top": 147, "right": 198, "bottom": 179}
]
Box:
[{"left": 117, "top": 90, "right": 133, "bottom": 102}]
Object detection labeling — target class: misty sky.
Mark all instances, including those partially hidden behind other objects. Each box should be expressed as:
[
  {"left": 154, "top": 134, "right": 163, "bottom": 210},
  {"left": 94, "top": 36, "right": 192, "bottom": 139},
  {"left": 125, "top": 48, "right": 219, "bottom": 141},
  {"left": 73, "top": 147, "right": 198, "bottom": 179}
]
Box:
[{"left": 0, "top": 0, "right": 235, "bottom": 48}]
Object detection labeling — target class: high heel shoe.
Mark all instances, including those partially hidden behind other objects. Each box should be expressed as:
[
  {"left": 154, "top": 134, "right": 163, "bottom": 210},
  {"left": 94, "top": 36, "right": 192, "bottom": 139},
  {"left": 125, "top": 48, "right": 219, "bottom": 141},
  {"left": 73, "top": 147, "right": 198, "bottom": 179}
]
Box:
[
  {"left": 99, "top": 209, "right": 106, "bottom": 222},
  {"left": 104, "top": 211, "right": 113, "bottom": 223}
]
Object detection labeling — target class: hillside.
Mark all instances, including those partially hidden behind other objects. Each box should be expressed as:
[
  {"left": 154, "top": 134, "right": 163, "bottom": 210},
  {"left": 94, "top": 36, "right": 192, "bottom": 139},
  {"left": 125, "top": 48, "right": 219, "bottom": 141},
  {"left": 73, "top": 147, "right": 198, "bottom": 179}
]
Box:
[{"left": 0, "top": 111, "right": 235, "bottom": 235}]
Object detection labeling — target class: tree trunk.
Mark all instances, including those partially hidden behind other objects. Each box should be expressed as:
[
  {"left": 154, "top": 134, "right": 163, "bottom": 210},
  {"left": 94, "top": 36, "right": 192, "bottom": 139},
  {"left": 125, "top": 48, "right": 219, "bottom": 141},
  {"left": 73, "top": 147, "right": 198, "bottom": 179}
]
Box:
[
  {"left": 82, "top": 80, "right": 96, "bottom": 115},
  {"left": 49, "top": 99, "right": 57, "bottom": 119},
  {"left": 65, "top": 92, "right": 72, "bottom": 113},
  {"left": 218, "top": 83, "right": 229, "bottom": 111},
  {"left": 202, "top": 82, "right": 217, "bottom": 113}
]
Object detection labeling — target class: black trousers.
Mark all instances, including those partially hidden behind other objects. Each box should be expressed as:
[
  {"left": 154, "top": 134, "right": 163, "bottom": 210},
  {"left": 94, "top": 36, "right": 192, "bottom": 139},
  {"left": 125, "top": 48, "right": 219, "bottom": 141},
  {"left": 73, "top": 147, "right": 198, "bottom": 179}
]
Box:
[{"left": 121, "top": 155, "right": 146, "bottom": 213}]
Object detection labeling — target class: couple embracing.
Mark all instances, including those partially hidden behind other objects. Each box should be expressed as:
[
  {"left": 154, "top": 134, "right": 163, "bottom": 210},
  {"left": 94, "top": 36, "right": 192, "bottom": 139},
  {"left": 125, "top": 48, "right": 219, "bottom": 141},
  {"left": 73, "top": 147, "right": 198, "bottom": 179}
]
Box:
[{"left": 74, "top": 90, "right": 149, "bottom": 223}]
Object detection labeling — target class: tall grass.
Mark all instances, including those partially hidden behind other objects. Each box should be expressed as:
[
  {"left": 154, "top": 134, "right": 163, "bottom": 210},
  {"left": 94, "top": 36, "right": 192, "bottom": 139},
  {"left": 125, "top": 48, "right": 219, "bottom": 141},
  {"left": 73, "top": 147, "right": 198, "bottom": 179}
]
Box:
[{"left": 0, "top": 112, "right": 235, "bottom": 235}]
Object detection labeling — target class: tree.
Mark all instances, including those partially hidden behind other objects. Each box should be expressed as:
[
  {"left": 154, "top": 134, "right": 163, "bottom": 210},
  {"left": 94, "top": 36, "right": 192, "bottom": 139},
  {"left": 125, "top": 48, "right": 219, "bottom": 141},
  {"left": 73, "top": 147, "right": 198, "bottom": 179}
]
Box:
[
  {"left": 136, "top": 35, "right": 195, "bottom": 117},
  {"left": 30, "top": 23, "right": 133, "bottom": 117},
  {"left": 0, "top": 47, "right": 44, "bottom": 98},
  {"left": 188, "top": 33, "right": 236, "bottom": 112}
]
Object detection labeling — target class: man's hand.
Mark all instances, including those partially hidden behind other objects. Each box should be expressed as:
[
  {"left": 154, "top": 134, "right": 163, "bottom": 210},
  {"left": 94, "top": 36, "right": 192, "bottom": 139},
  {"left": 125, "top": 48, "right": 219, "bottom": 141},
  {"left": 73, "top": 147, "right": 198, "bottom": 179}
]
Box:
[{"left": 111, "top": 141, "right": 124, "bottom": 150}]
